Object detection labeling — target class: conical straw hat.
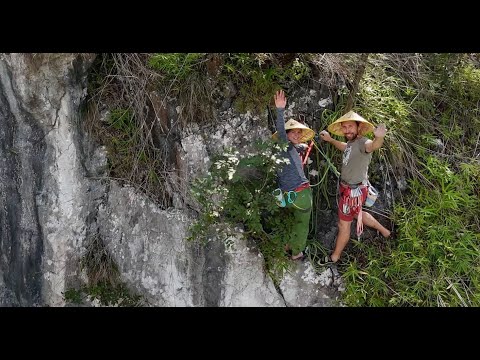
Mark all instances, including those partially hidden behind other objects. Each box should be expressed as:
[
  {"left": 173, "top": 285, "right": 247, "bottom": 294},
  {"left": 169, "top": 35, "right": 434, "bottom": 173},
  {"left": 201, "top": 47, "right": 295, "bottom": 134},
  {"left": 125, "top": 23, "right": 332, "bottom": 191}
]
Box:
[
  {"left": 272, "top": 119, "right": 315, "bottom": 143},
  {"left": 327, "top": 110, "right": 374, "bottom": 136}
]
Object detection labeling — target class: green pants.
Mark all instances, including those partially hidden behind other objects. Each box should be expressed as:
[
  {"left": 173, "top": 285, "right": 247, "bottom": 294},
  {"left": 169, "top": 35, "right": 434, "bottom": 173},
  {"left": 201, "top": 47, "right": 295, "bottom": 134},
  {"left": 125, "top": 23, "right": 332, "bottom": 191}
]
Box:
[{"left": 285, "top": 188, "right": 312, "bottom": 255}]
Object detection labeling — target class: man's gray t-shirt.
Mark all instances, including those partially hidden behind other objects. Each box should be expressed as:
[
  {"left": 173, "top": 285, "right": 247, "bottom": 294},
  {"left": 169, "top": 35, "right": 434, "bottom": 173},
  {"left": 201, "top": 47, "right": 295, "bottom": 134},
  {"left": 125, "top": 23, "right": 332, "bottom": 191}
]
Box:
[{"left": 341, "top": 136, "right": 371, "bottom": 185}]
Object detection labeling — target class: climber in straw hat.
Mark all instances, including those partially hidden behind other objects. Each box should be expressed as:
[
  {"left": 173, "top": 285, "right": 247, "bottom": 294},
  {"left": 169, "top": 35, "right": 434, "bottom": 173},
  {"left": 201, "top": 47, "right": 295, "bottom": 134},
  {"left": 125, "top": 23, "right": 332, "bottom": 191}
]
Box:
[
  {"left": 271, "top": 90, "right": 315, "bottom": 261},
  {"left": 318, "top": 110, "right": 391, "bottom": 265},
  {"left": 272, "top": 118, "right": 315, "bottom": 144}
]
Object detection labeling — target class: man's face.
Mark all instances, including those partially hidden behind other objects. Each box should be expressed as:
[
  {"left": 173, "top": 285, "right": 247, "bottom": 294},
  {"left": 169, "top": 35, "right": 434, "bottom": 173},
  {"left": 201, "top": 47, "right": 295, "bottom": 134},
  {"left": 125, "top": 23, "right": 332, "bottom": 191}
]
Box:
[
  {"left": 341, "top": 121, "right": 358, "bottom": 141},
  {"left": 287, "top": 128, "right": 303, "bottom": 144}
]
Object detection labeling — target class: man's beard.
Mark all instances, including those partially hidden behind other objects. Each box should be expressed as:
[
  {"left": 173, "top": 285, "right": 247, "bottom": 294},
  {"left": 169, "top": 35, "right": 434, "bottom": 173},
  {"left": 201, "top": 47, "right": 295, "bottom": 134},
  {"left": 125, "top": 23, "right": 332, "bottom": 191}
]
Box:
[{"left": 345, "top": 133, "right": 357, "bottom": 141}]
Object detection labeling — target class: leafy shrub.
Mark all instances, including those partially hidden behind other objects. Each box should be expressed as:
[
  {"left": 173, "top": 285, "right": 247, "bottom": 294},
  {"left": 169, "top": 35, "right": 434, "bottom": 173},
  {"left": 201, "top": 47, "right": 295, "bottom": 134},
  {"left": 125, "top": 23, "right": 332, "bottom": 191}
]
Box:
[
  {"left": 188, "top": 140, "right": 298, "bottom": 281},
  {"left": 148, "top": 53, "right": 206, "bottom": 80}
]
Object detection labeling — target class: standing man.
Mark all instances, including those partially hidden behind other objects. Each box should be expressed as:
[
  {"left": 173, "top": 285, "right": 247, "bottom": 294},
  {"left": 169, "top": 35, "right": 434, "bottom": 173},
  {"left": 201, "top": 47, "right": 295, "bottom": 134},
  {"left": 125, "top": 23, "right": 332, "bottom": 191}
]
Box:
[
  {"left": 319, "top": 110, "right": 391, "bottom": 264},
  {"left": 273, "top": 90, "right": 315, "bottom": 261}
]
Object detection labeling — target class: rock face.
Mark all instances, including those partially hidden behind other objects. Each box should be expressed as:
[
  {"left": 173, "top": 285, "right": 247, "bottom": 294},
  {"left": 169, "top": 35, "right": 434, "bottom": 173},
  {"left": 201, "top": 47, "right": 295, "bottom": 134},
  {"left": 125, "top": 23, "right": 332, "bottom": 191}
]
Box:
[
  {"left": 0, "top": 53, "right": 342, "bottom": 307},
  {"left": 0, "top": 53, "right": 96, "bottom": 306},
  {"left": 280, "top": 261, "right": 342, "bottom": 307},
  {"left": 100, "top": 182, "right": 286, "bottom": 307}
]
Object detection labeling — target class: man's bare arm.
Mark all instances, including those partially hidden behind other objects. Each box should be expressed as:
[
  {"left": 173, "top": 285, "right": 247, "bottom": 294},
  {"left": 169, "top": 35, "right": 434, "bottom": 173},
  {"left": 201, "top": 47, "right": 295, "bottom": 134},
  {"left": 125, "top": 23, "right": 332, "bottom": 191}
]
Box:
[
  {"left": 320, "top": 130, "right": 347, "bottom": 151},
  {"left": 365, "top": 123, "right": 387, "bottom": 153}
]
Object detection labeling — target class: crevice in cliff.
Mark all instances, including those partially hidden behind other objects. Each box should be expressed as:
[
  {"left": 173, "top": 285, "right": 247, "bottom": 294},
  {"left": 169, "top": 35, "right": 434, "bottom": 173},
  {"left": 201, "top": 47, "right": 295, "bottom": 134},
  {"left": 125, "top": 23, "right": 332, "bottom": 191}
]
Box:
[
  {"left": 273, "top": 282, "right": 288, "bottom": 307},
  {"left": 201, "top": 239, "right": 226, "bottom": 307}
]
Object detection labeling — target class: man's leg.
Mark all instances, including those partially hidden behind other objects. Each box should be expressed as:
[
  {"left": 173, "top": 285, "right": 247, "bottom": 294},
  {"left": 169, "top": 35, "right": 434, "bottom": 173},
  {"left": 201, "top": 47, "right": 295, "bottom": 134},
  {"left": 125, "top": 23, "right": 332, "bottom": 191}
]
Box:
[
  {"left": 331, "top": 219, "right": 352, "bottom": 262},
  {"left": 289, "top": 188, "right": 312, "bottom": 259},
  {"left": 358, "top": 211, "right": 391, "bottom": 237}
]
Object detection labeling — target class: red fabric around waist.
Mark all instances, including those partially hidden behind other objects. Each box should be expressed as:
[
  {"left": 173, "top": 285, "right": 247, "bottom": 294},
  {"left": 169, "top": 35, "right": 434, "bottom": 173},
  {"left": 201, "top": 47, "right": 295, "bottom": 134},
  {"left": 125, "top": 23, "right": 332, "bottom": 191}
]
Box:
[
  {"left": 340, "top": 181, "right": 364, "bottom": 188},
  {"left": 294, "top": 182, "right": 310, "bottom": 192}
]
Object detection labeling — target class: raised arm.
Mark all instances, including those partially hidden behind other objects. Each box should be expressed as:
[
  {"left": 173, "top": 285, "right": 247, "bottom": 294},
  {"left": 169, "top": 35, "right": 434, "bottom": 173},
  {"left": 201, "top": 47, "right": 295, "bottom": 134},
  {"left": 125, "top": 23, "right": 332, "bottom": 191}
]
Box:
[
  {"left": 274, "top": 90, "right": 288, "bottom": 142},
  {"left": 365, "top": 123, "right": 387, "bottom": 153},
  {"left": 319, "top": 130, "right": 347, "bottom": 151}
]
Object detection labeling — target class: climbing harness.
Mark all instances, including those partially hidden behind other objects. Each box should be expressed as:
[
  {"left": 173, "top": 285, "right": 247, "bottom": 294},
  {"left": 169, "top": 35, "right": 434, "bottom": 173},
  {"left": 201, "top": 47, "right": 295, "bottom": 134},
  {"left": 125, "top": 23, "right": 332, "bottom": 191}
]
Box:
[
  {"left": 272, "top": 185, "right": 310, "bottom": 211},
  {"left": 273, "top": 130, "right": 336, "bottom": 212},
  {"left": 339, "top": 181, "right": 369, "bottom": 238}
]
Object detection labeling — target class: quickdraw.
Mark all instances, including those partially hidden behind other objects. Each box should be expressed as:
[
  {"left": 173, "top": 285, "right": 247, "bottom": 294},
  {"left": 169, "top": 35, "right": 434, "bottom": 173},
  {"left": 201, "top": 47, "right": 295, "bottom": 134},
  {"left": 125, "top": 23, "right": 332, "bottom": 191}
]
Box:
[{"left": 272, "top": 188, "right": 309, "bottom": 211}]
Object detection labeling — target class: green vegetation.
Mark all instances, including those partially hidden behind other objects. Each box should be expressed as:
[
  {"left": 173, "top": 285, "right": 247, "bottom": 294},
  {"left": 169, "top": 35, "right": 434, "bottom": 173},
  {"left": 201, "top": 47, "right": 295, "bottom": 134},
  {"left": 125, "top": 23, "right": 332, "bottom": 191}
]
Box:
[
  {"left": 147, "top": 53, "right": 312, "bottom": 115},
  {"left": 84, "top": 53, "right": 480, "bottom": 306},
  {"left": 63, "top": 235, "right": 144, "bottom": 307},
  {"left": 342, "top": 158, "right": 479, "bottom": 306},
  {"left": 336, "top": 53, "right": 480, "bottom": 306},
  {"left": 84, "top": 53, "right": 319, "bottom": 207},
  {"left": 221, "top": 53, "right": 310, "bottom": 113},
  {"left": 188, "top": 140, "right": 298, "bottom": 282},
  {"left": 148, "top": 53, "right": 206, "bottom": 81},
  {"left": 186, "top": 53, "right": 480, "bottom": 306},
  {"left": 85, "top": 54, "right": 172, "bottom": 207},
  {"left": 63, "top": 284, "right": 143, "bottom": 307}
]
